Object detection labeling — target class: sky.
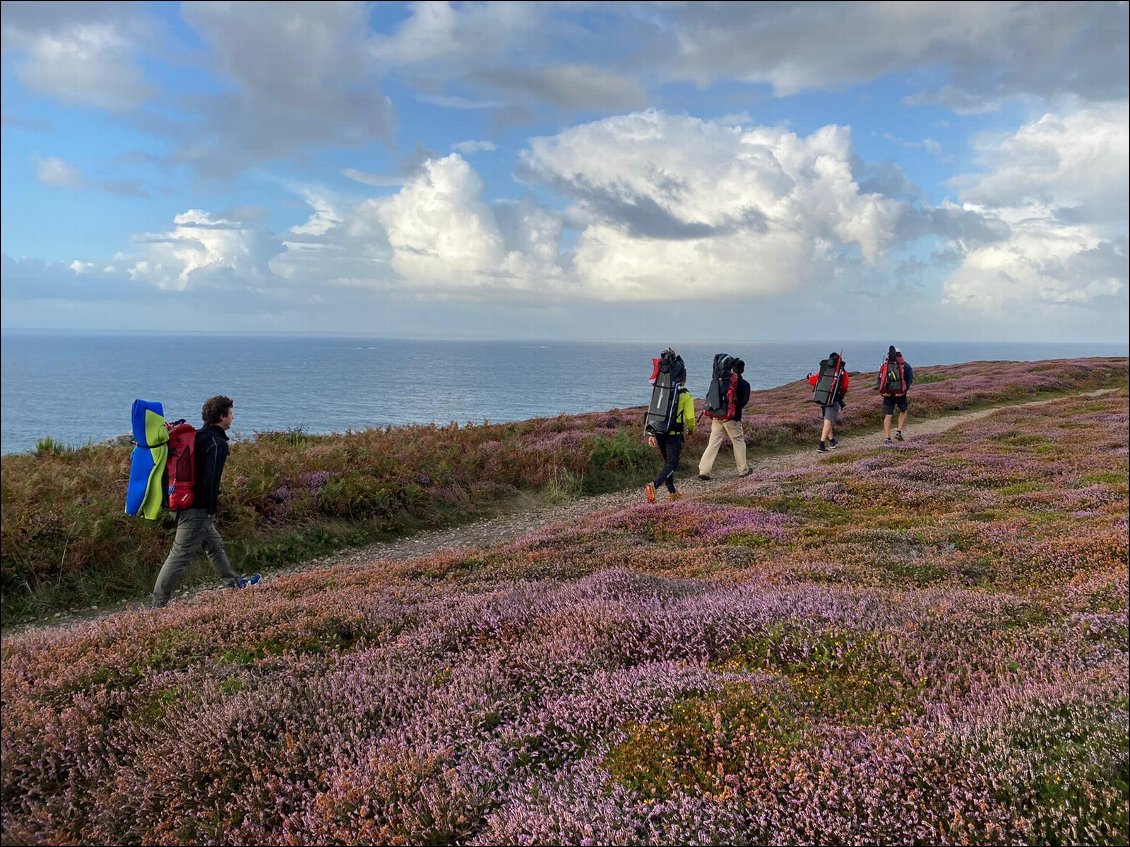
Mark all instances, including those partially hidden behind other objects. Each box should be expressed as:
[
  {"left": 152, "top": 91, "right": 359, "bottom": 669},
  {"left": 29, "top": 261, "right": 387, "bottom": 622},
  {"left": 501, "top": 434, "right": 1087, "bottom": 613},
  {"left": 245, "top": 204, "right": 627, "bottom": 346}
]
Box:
[{"left": 1, "top": 1, "right": 1128, "bottom": 344}]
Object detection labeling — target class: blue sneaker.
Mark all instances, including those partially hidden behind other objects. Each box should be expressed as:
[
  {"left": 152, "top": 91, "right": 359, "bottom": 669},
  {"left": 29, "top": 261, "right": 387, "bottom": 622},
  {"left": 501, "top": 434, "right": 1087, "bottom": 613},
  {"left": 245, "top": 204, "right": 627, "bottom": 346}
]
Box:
[
  {"left": 237, "top": 573, "right": 262, "bottom": 589},
  {"left": 829, "top": 439, "right": 839, "bottom": 449}
]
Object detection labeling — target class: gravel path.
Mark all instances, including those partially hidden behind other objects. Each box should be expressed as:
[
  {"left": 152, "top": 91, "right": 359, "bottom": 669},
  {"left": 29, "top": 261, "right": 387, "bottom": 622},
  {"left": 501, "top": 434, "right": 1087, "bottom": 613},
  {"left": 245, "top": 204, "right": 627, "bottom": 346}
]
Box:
[{"left": 7, "top": 390, "right": 1115, "bottom": 634}]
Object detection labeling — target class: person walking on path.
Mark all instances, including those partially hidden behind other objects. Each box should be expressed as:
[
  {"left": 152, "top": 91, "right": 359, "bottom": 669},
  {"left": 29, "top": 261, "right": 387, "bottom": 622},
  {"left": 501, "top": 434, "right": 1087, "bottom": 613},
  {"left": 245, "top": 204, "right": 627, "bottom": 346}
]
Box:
[
  {"left": 698, "top": 358, "right": 752, "bottom": 480},
  {"left": 878, "top": 345, "right": 914, "bottom": 444},
  {"left": 150, "top": 395, "right": 260, "bottom": 607},
  {"left": 646, "top": 376, "right": 697, "bottom": 503},
  {"left": 808, "top": 352, "right": 850, "bottom": 453}
]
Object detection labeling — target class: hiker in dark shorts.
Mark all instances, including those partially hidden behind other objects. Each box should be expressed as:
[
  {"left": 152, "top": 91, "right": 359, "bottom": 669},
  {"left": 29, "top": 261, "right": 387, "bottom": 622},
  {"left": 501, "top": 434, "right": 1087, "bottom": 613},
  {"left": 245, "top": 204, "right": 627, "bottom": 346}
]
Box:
[
  {"left": 150, "top": 395, "right": 260, "bottom": 607},
  {"left": 879, "top": 346, "right": 914, "bottom": 444},
  {"left": 807, "top": 352, "right": 850, "bottom": 453}
]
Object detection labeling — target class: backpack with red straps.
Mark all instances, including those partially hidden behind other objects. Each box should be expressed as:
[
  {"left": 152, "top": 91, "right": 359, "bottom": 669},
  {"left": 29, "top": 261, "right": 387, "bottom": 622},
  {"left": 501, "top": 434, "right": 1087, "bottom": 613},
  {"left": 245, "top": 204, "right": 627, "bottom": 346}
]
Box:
[{"left": 878, "top": 353, "right": 907, "bottom": 397}]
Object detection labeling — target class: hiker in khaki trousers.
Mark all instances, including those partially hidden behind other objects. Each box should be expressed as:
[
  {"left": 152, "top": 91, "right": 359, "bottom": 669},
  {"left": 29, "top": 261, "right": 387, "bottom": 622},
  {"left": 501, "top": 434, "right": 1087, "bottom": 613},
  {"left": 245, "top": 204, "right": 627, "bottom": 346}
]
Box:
[{"left": 698, "top": 359, "right": 751, "bottom": 480}]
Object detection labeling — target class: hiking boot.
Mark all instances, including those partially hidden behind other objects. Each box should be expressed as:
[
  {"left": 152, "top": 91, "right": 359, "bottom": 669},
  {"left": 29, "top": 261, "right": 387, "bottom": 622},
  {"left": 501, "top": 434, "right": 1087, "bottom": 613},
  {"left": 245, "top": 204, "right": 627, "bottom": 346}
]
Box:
[
  {"left": 895, "top": 430, "right": 904, "bottom": 441},
  {"left": 884, "top": 438, "right": 893, "bottom": 445},
  {"left": 817, "top": 441, "right": 828, "bottom": 453},
  {"left": 645, "top": 483, "right": 656, "bottom": 504},
  {"left": 828, "top": 439, "right": 839, "bottom": 449},
  {"left": 697, "top": 474, "right": 712, "bottom": 481},
  {"left": 668, "top": 491, "right": 682, "bottom": 502},
  {"left": 238, "top": 573, "right": 262, "bottom": 589},
  {"left": 738, "top": 469, "right": 752, "bottom": 477}
]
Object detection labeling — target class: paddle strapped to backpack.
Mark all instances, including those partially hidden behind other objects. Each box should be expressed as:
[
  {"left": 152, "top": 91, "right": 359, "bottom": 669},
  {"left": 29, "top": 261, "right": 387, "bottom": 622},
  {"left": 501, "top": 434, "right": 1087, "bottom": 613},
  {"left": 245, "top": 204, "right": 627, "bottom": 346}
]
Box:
[
  {"left": 644, "top": 348, "right": 687, "bottom": 435},
  {"left": 704, "top": 353, "right": 739, "bottom": 420},
  {"left": 810, "top": 352, "right": 844, "bottom": 406}
]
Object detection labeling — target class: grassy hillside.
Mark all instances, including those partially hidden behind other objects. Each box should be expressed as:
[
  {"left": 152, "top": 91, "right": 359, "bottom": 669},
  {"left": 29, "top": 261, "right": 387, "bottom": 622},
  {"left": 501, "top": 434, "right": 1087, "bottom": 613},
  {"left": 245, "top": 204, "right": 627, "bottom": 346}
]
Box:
[
  {"left": 1, "top": 359, "right": 1127, "bottom": 844},
  {"left": 2, "top": 357, "right": 1125, "bottom": 623}
]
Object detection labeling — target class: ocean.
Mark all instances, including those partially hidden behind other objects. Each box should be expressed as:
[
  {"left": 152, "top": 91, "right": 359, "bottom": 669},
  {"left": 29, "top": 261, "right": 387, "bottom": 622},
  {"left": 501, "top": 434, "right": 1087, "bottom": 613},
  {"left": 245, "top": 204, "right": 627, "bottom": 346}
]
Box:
[{"left": 2, "top": 332, "right": 1126, "bottom": 455}]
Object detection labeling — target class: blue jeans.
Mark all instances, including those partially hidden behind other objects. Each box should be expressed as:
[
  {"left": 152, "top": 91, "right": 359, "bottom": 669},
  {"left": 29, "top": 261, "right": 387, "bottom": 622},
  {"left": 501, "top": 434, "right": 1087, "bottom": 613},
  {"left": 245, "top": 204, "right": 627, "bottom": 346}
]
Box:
[{"left": 151, "top": 508, "right": 239, "bottom": 606}]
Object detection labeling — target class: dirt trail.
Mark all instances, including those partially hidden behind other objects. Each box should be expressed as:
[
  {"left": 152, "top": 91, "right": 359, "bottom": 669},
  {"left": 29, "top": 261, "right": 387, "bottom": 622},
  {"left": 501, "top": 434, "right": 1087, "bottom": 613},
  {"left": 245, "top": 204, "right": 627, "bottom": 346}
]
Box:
[{"left": 8, "top": 390, "right": 1116, "bottom": 634}]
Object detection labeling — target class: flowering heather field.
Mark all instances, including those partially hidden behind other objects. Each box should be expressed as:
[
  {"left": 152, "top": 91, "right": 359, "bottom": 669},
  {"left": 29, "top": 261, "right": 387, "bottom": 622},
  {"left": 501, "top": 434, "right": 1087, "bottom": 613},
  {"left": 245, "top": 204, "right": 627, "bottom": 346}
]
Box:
[
  {"left": 3, "top": 378, "right": 1127, "bottom": 845},
  {"left": 2, "top": 356, "right": 1125, "bottom": 623}
]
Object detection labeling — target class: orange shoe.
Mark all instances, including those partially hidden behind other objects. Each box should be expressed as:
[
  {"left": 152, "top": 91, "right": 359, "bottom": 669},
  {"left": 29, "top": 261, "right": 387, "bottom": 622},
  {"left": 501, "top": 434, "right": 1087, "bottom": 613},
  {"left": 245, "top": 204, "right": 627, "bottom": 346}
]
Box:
[
  {"left": 645, "top": 483, "right": 656, "bottom": 503},
  {"left": 668, "top": 490, "right": 682, "bottom": 501}
]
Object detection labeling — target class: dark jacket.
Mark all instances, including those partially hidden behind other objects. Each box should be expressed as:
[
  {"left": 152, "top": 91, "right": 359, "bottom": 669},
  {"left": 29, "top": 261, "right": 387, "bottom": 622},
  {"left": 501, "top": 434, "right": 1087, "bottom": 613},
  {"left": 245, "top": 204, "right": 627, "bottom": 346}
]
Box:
[
  {"left": 194, "top": 425, "right": 229, "bottom": 514},
  {"left": 732, "top": 378, "right": 751, "bottom": 421}
]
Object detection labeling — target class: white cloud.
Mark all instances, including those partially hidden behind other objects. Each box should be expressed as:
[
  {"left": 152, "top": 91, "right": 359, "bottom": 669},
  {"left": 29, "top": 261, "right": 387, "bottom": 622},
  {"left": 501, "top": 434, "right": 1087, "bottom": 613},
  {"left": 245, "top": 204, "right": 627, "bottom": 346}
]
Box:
[
  {"left": 370, "top": 1, "right": 541, "bottom": 73},
  {"left": 376, "top": 154, "right": 508, "bottom": 290},
  {"left": 282, "top": 112, "right": 917, "bottom": 303},
  {"left": 125, "top": 210, "right": 282, "bottom": 291},
  {"left": 35, "top": 155, "right": 86, "bottom": 189},
  {"left": 660, "top": 3, "right": 1127, "bottom": 106},
  {"left": 175, "top": 2, "right": 394, "bottom": 176},
  {"left": 954, "top": 103, "right": 1129, "bottom": 229},
  {"left": 518, "top": 110, "right": 902, "bottom": 298},
  {"left": 452, "top": 140, "right": 498, "bottom": 155},
  {"left": 290, "top": 190, "right": 344, "bottom": 238},
  {"left": 340, "top": 168, "right": 406, "bottom": 188},
  {"left": 1, "top": 3, "right": 153, "bottom": 110},
  {"left": 943, "top": 103, "right": 1129, "bottom": 313}
]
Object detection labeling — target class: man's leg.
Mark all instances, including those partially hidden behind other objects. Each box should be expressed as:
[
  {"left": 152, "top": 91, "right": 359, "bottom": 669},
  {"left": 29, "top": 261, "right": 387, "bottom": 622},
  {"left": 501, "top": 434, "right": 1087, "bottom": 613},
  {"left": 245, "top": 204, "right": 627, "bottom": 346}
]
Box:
[
  {"left": 883, "top": 413, "right": 893, "bottom": 438},
  {"left": 200, "top": 515, "right": 240, "bottom": 588},
  {"left": 724, "top": 419, "right": 748, "bottom": 473},
  {"left": 698, "top": 419, "right": 725, "bottom": 475},
  {"left": 151, "top": 509, "right": 208, "bottom": 606}
]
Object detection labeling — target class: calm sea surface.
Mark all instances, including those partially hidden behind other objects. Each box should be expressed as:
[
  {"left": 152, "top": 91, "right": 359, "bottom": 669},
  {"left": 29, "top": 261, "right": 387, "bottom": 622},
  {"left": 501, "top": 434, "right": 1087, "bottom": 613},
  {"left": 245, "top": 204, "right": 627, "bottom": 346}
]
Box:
[{"left": 2, "top": 332, "right": 1126, "bottom": 455}]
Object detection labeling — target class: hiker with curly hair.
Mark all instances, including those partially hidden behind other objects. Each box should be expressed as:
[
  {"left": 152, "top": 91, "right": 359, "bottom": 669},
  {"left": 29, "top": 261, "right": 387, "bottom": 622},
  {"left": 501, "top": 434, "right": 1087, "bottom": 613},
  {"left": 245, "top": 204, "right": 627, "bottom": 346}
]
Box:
[{"left": 150, "top": 395, "right": 260, "bottom": 607}]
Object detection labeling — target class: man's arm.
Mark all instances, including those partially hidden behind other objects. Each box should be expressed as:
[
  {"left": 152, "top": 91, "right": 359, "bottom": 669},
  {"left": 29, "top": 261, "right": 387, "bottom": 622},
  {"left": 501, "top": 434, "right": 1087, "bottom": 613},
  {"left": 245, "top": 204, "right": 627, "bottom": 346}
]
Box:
[{"left": 197, "top": 433, "right": 223, "bottom": 512}]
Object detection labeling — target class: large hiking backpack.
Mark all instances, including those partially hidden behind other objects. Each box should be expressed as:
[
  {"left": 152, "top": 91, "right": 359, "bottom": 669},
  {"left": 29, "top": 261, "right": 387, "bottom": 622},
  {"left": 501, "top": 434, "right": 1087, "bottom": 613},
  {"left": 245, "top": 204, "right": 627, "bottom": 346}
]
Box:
[
  {"left": 704, "top": 353, "right": 739, "bottom": 420},
  {"left": 810, "top": 356, "right": 844, "bottom": 406},
  {"left": 878, "top": 355, "right": 907, "bottom": 397},
  {"left": 645, "top": 349, "right": 687, "bottom": 435},
  {"left": 125, "top": 400, "right": 197, "bottom": 519},
  {"left": 165, "top": 419, "right": 197, "bottom": 511}
]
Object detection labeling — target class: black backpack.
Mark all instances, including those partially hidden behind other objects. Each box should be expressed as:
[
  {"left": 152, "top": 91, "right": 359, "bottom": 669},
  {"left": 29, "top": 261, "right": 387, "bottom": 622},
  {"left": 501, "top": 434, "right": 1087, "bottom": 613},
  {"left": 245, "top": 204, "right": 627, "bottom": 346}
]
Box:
[
  {"left": 810, "top": 355, "right": 843, "bottom": 406},
  {"left": 704, "top": 353, "right": 738, "bottom": 420},
  {"left": 879, "top": 355, "right": 906, "bottom": 396},
  {"left": 644, "top": 349, "right": 687, "bottom": 435}
]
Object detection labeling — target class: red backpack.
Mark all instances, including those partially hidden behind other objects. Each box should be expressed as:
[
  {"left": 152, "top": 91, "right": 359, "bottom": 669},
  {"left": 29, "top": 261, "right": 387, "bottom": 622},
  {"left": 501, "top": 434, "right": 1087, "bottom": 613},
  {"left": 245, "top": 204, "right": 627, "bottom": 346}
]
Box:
[
  {"left": 879, "top": 356, "right": 907, "bottom": 397},
  {"left": 165, "top": 420, "right": 197, "bottom": 510}
]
